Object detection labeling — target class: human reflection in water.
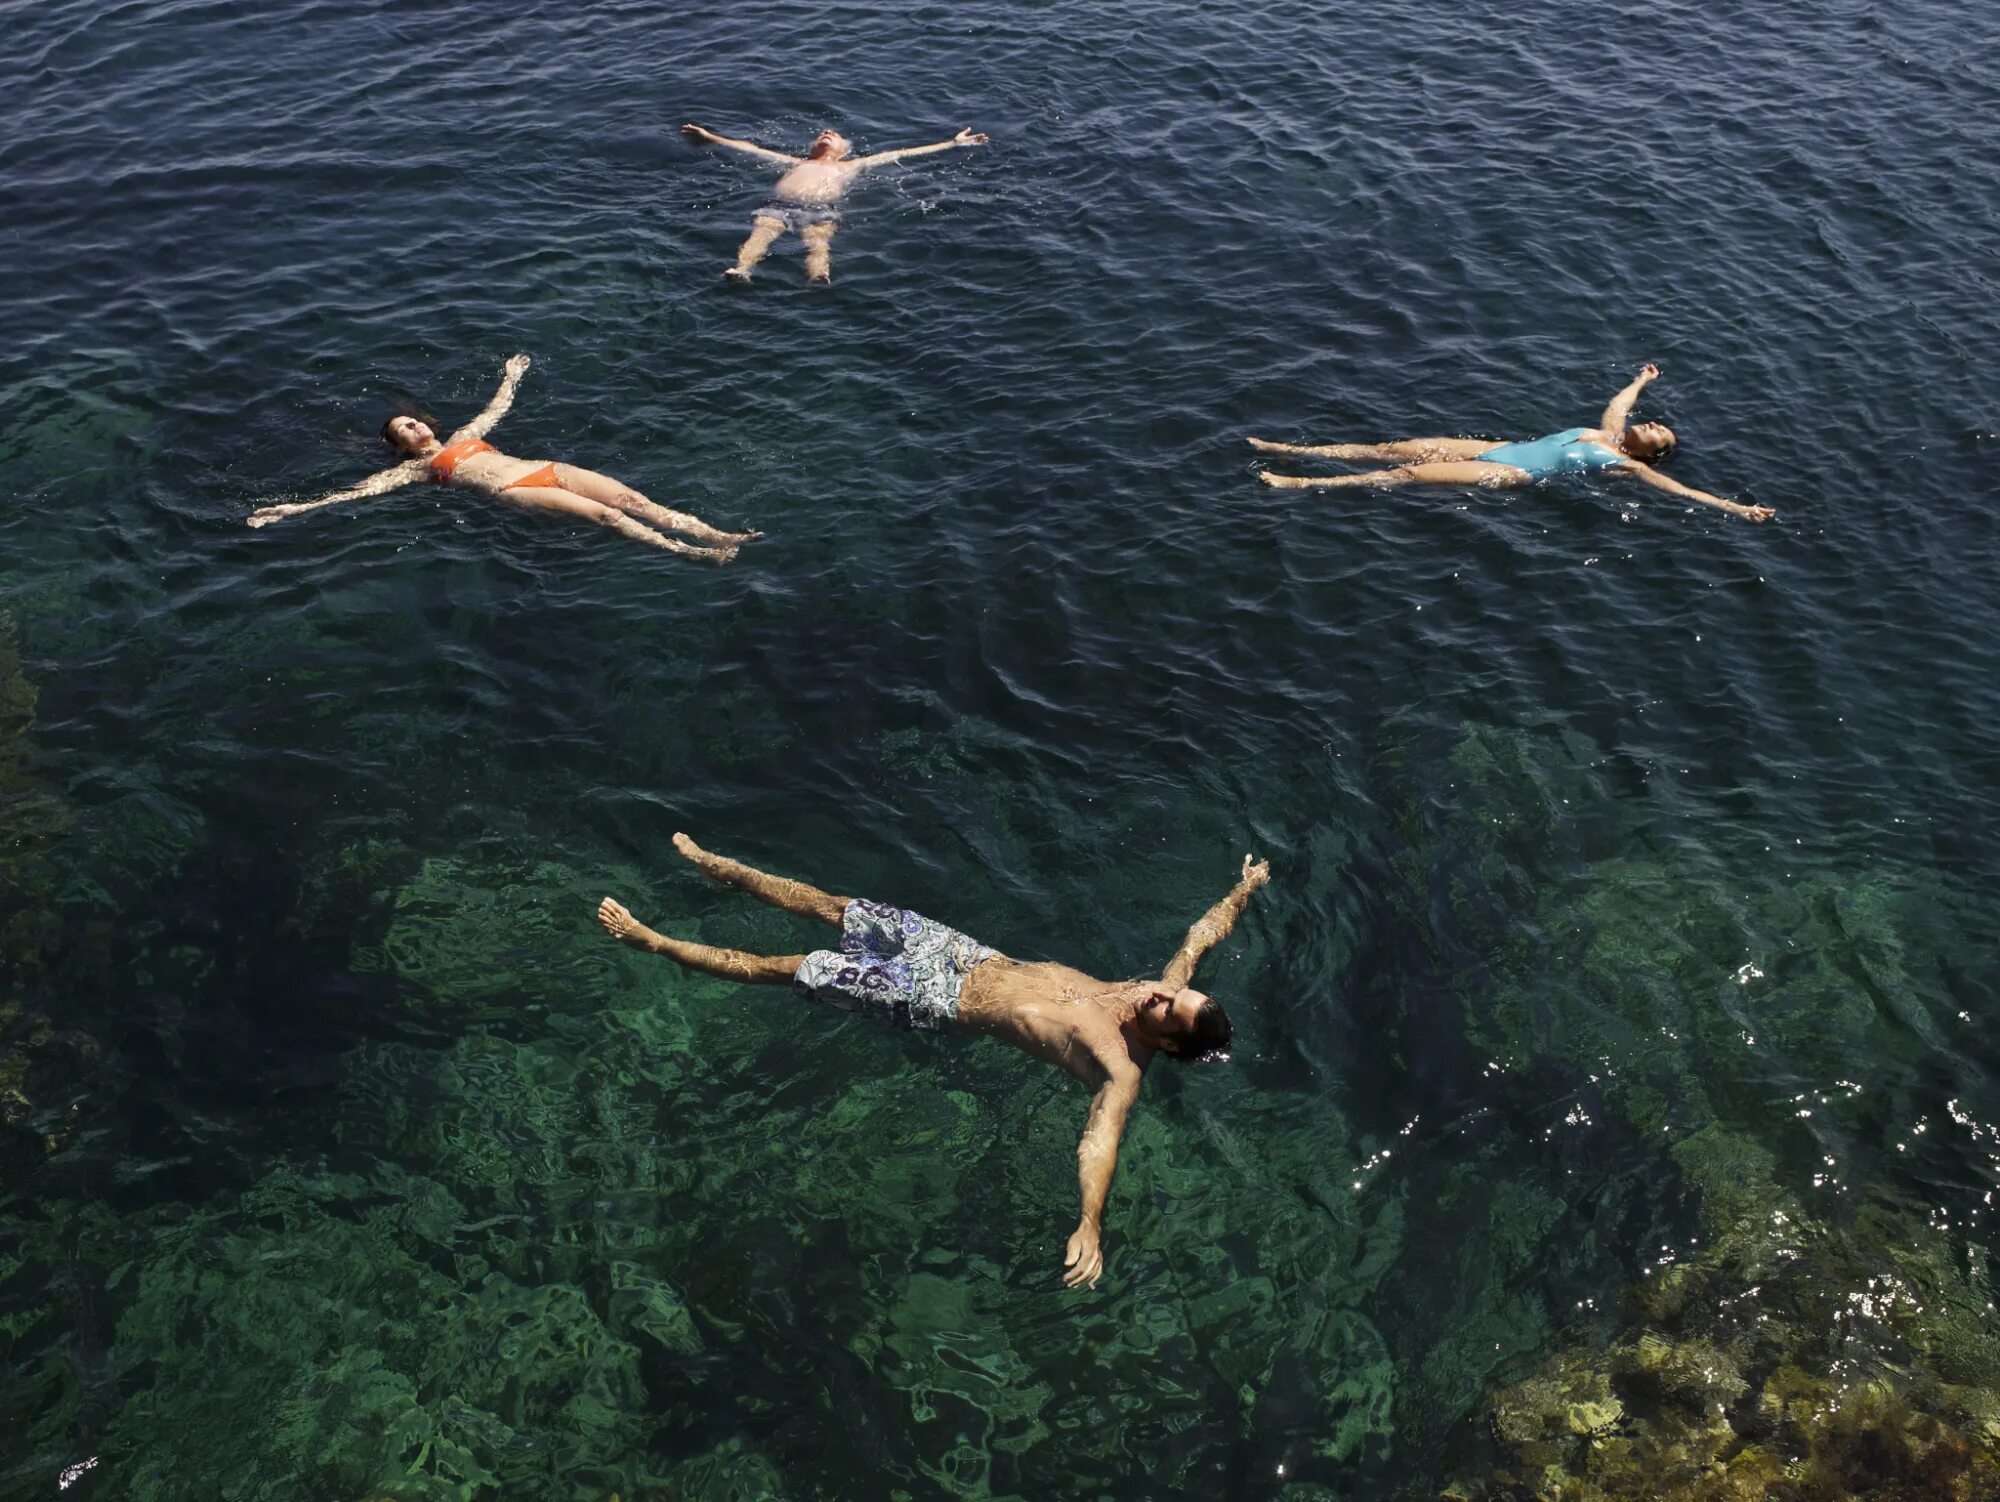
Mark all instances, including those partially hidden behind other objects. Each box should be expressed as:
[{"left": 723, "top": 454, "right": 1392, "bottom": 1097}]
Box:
[
  {"left": 1249, "top": 364, "right": 1774, "bottom": 521},
  {"left": 598, "top": 834, "right": 1269, "bottom": 1289},
  {"left": 681, "top": 122, "right": 989, "bottom": 284},
  {"left": 247, "top": 355, "right": 763, "bottom": 562}
]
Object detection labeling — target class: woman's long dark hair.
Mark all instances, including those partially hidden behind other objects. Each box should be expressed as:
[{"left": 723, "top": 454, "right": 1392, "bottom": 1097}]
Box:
[{"left": 379, "top": 402, "right": 443, "bottom": 450}]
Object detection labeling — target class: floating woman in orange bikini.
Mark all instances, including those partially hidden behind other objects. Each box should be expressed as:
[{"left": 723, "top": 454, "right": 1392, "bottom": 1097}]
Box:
[{"left": 247, "top": 355, "right": 762, "bottom": 563}]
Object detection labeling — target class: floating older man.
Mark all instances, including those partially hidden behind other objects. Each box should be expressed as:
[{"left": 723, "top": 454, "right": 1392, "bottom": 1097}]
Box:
[{"left": 680, "top": 120, "right": 989, "bottom": 283}]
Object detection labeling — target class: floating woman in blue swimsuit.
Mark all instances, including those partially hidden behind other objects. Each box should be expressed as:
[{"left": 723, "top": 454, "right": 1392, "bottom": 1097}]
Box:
[{"left": 1249, "top": 365, "right": 1773, "bottom": 522}]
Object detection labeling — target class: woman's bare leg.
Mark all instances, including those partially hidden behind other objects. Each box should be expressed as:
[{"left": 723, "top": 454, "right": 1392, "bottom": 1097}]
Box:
[
  {"left": 598, "top": 897, "right": 804, "bottom": 983},
  {"left": 553, "top": 466, "right": 762, "bottom": 544},
  {"left": 1260, "top": 461, "right": 1530, "bottom": 490},
  {"left": 726, "top": 214, "right": 788, "bottom": 281},
  {"left": 800, "top": 221, "right": 838, "bottom": 283},
  {"left": 498, "top": 486, "right": 739, "bottom": 563},
  {"left": 672, "top": 832, "right": 848, "bottom": 925},
  {"left": 1248, "top": 436, "right": 1498, "bottom": 462}
]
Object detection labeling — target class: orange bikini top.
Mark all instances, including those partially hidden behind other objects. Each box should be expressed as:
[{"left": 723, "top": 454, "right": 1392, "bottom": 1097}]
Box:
[{"left": 428, "top": 436, "right": 495, "bottom": 481}]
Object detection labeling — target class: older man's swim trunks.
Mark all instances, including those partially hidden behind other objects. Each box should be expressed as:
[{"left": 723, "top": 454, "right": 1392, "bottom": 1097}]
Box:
[
  {"left": 756, "top": 200, "right": 843, "bottom": 231},
  {"left": 794, "top": 900, "right": 994, "bottom": 1031}
]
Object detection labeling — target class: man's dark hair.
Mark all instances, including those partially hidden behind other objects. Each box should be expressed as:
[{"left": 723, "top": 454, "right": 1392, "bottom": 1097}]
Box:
[{"left": 1162, "top": 997, "right": 1232, "bottom": 1063}]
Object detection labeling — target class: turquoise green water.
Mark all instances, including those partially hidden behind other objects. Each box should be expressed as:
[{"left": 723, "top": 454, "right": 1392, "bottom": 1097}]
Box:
[{"left": 6, "top": 0, "right": 2000, "bottom": 1497}]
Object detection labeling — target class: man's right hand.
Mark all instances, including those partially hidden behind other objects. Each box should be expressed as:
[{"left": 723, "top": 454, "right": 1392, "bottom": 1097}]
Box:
[
  {"left": 1063, "top": 1221, "right": 1104, "bottom": 1289},
  {"left": 1241, "top": 853, "right": 1271, "bottom": 889},
  {"left": 1637, "top": 362, "right": 1660, "bottom": 381}
]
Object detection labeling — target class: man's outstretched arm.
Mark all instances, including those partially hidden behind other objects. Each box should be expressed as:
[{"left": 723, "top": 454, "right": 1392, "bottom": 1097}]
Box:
[
  {"left": 854, "top": 128, "right": 989, "bottom": 168},
  {"left": 1161, "top": 854, "right": 1271, "bottom": 992},
  {"left": 681, "top": 123, "right": 800, "bottom": 165},
  {"left": 1065, "top": 1069, "right": 1141, "bottom": 1289}
]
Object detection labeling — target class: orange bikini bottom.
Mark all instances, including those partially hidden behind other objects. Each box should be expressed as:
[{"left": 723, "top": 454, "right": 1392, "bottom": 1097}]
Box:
[{"left": 504, "top": 463, "right": 564, "bottom": 492}]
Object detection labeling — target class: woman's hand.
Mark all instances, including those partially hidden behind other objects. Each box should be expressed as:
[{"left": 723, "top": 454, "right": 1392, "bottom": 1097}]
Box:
[{"left": 681, "top": 123, "right": 716, "bottom": 143}]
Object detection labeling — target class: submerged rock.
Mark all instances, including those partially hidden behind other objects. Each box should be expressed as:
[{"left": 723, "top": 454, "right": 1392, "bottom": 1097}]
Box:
[{"left": 1446, "top": 1126, "right": 2000, "bottom": 1500}]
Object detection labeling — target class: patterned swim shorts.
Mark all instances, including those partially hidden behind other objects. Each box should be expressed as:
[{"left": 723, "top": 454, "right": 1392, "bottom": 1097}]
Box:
[{"left": 794, "top": 900, "right": 995, "bottom": 1032}]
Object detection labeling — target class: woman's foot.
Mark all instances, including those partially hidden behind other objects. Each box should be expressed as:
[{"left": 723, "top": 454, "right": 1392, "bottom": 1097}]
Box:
[{"left": 598, "top": 896, "right": 662, "bottom": 951}]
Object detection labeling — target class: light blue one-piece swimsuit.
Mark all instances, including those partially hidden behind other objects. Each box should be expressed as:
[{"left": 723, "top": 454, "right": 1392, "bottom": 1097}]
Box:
[{"left": 1476, "top": 428, "right": 1625, "bottom": 478}]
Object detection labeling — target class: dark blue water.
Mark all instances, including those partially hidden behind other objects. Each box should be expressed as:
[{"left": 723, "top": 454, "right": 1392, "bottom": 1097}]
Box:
[{"left": 5, "top": 1, "right": 2000, "bottom": 1498}]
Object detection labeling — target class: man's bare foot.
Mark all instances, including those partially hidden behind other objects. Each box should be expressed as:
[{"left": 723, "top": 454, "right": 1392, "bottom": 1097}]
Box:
[
  {"left": 1246, "top": 436, "right": 1295, "bottom": 453},
  {"left": 722, "top": 528, "right": 765, "bottom": 544},
  {"left": 598, "top": 896, "right": 662, "bottom": 951},
  {"left": 673, "top": 832, "right": 745, "bottom": 889},
  {"left": 1259, "top": 472, "right": 1323, "bottom": 488}
]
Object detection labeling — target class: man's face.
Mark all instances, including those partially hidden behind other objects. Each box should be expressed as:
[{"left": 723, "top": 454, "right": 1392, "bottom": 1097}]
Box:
[
  {"left": 1139, "top": 986, "right": 1208, "bottom": 1043},
  {"left": 809, "top": 129, "right": 851, "bottom": 160}
]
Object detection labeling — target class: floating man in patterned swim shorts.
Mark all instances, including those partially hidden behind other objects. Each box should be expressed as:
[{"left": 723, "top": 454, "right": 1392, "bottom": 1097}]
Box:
[{"left": 598, "top": 833, "right": 1269, "bottom": 1288}]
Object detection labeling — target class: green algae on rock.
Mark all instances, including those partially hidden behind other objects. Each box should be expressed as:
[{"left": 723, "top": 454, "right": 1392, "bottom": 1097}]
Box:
[{"left": 1445, "top": 1125, "right": 2000, "bottom": 1500}]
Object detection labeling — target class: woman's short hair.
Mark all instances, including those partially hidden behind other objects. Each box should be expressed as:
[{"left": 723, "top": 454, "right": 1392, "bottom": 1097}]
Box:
[{"left": 1629, "top": 424, "right": 1676, "bottom": 460}]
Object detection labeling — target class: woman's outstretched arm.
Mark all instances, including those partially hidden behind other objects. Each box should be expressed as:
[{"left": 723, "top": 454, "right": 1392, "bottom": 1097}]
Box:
[
  {"left": 1620, "top": 461, "right": 1774, "bottom": 521},
  {"left": 680, "top": 123, "right": 800, "bottom": 165},
  {"left": 1599, "top": 363, "right": 1659, "bottom": 435},
  {"left": 451, "top": 353, "right": 531, "bottom": 443},
  {"left": 247, "top": 462, "right": 425, "bottom": 527},
  {"left": 855, "top": 128, "right": 988, "bottom": 168}
]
